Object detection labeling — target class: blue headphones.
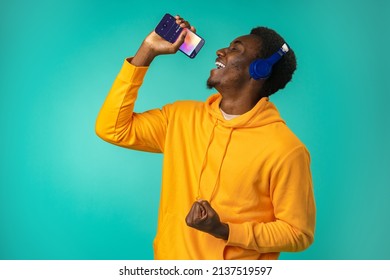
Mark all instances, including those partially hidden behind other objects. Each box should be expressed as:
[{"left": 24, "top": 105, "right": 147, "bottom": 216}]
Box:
[{"left": 249, "top": 43, "right": 289, "bottom": 80}]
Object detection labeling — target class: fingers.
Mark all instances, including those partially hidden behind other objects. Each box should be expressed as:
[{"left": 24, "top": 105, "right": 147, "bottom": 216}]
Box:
[
  {"left": 174, "top": 15, "right": 194, "bottom": 31},
  {"left": 198, "top": 202, "right": 206, "bottom": 219},
  {"left": 185, "top": 201, "right": 207, "bottom": 226},
  {"left": 198, "top": 200, "right": 214, "bottom": 214},
  {"left": 193, "top": 201, "right": 207, "bottom": 222},
  {"left": 170, "top": 15, "right": 197, "bottom": 52}
]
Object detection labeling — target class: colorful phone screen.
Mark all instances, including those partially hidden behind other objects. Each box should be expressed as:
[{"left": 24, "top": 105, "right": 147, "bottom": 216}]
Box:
[{"left": 179, "top": 29, "right": 202, "bottom": 56}]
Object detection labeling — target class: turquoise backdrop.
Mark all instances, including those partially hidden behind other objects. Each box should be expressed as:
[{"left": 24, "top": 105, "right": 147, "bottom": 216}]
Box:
[{"left": 1, "top": 0, "right": 389, "bottom": 260}]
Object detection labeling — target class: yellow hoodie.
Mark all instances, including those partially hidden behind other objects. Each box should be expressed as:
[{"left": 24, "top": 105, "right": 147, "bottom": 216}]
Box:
[{"left": 96, "top": 60, "right": 316, "bottom": 260}]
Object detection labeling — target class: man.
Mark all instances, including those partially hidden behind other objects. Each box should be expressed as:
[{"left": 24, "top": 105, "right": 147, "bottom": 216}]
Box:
[{"left": 96, "top": 16, "right": 316, "bottom": 260}]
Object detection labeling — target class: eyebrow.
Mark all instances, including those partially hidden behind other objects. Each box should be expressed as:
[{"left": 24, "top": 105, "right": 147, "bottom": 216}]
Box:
[{"left": 231, "top": 40, "right": 244, "bottom": 46}]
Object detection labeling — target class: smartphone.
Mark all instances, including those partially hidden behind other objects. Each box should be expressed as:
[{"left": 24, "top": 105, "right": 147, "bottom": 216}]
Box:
[{"left": 155, "top": 13, "right": 205, "bottom": 58}]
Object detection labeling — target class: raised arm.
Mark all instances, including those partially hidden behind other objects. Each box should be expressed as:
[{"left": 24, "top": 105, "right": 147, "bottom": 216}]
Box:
[{"left": 95, "top": 16, "right": 195, "bottom": 152}]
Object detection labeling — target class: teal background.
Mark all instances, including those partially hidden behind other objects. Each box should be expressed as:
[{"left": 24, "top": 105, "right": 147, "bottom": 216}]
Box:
[{"left": 1, "top": 0, "right": 389, "bottom": 260}]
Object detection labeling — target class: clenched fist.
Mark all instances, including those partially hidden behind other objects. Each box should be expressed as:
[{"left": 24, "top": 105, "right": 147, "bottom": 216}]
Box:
[{"left": 185, "top": 200, "right": 229, "bottom": 240}]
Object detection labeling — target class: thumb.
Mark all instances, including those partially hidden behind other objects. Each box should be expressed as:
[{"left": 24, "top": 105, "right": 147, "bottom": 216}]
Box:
[{"left": 172, "top": 28, "right": 188, "bottom": 49}]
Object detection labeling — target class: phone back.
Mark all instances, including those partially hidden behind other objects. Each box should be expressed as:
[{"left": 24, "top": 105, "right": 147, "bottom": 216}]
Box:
[{"left": 155, "top": 13, "right": 182, "bottom": 43}]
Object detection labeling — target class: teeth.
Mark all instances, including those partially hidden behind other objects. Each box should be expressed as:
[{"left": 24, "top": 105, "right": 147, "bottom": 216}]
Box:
[{"left": 215, "top": 61, "right": 226, "bottom": 69}]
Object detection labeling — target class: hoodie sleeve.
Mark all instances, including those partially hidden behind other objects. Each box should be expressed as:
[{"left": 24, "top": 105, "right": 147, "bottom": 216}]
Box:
[
  {"left": 225, "top": 146, "right": 316, "bottom": 254},
  {"left": 95, "top": 59, "right": 168, "bottom": 153}
]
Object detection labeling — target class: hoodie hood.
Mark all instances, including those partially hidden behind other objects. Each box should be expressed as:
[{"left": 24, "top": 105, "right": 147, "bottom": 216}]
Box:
[{"left": 205, "top": 93, "right": 285, "bottom": 128}]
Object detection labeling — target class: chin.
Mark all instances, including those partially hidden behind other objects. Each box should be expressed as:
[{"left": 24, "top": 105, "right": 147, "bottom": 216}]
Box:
[{"left": 206, "top": 77, "right": 218, "bottom": 90}]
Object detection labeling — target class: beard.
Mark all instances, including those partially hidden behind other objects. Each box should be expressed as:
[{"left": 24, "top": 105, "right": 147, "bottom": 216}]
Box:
[{"left": 206, "top": 76, "right": 218, "bottom": 89}]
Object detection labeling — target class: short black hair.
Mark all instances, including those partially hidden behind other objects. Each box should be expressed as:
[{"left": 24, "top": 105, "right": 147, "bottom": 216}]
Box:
[{"left": 250, "top": 27, "right": 297, "bottom": 97}]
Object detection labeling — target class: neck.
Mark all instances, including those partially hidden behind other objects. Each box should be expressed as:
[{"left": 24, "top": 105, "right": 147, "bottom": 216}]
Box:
[{"left": 216, "top": 79, "right": 265, "bottom": 115}]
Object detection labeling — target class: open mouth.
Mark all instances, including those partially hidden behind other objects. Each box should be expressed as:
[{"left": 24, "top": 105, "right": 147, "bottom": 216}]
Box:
[{"left": 215, "top": 61, "right": 226, "bottom": 69}]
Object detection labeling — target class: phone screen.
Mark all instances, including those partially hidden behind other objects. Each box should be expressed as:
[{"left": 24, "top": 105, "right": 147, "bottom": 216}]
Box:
[
  {"left": 179, "top": 29, "right": 204, "bottom": 58},
  {"left": 155, "top": 13, "right": 205, "bottom": 58}
]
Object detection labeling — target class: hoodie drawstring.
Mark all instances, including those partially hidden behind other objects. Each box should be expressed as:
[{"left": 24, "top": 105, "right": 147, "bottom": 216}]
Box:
[
  {"left": 196, "top": 120, "right": 217, "bottom": 201},
  {"left": 196, "top": 121, "right": 234, "bottom": 202},
  {"left": 209, "top": 127, "right": 234, "bottom": 203}
]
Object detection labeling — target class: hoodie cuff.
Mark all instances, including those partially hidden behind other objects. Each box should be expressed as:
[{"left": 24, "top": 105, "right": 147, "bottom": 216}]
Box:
[
  {"left": 117, "top": 57, "right": 149, "bottom": 84},
  {"left": 226, "top": 222, "right": 247, "bottom": 248}
]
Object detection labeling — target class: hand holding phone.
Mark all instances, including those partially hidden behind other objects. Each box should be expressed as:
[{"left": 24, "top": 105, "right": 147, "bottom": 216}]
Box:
[{"left": 155, "top": 13, "right": 205, "bottom": 58}]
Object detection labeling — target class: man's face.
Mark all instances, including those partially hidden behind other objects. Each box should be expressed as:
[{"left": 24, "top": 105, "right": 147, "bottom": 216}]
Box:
[{"left": 207, "top": 35, "right": 262, "bottom": 91}]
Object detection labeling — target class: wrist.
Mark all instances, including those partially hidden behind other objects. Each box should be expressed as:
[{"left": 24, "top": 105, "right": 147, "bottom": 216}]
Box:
[
  {"left": 131, "top": 42, "right": 157, "bottom": 66},
  {"left": 212, "top": 223, "right": 229, "bottom": 240}
]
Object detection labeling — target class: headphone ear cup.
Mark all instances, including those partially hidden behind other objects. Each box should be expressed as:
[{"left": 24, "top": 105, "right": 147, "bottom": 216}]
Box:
[
  {"left": 249, "top": 59, "right": 272, "bottom": 80},
  {"left": 250, "top": 43, "right": 289, "bottom": 80}
]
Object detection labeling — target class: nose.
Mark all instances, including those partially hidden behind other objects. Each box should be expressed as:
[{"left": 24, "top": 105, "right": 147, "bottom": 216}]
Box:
[{"left": 216, "top": 48, "right": 226, "bottom": 57}]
